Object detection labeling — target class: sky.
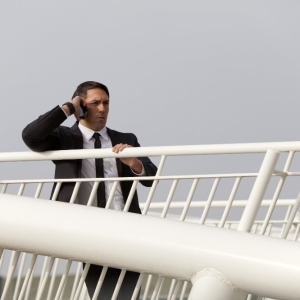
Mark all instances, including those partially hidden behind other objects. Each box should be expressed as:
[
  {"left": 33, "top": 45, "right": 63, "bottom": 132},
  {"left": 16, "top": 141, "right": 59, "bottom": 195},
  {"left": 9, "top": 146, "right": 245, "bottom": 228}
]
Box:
[
  {"left": 0, "top": 1, "right": 300, "bottom": 204},
  {"left": 1, "top": 0, "right": 300, "bottom": 283}
]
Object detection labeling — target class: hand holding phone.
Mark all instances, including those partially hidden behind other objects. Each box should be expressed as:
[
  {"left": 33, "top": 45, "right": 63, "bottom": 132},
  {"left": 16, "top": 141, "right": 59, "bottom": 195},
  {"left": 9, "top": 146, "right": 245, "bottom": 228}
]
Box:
[{"left": 80, "top": 104, "right": 88, "bottom": 119}]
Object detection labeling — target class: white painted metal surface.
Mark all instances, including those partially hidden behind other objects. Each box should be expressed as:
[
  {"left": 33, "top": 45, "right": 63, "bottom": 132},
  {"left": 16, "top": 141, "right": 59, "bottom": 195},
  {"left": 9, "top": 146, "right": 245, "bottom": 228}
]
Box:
[
  {"left": 1, "top": 142, "right": 300, "bottom": 300},
  {"left": 1, "top": 141, "right": 300, "bottom": 162},
  {"left": 1, "top": 194, "right": 300, "bottom": 299}
]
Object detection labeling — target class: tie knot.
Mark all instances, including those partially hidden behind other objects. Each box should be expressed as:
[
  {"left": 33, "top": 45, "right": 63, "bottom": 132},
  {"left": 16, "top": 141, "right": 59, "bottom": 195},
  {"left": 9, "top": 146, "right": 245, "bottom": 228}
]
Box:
[{"left": 93, "top": 132, "right": 100, "bottom": 140}]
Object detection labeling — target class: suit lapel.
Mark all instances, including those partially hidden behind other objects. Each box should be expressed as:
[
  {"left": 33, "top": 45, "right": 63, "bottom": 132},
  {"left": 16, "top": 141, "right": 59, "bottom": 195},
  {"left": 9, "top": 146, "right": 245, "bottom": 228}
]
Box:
[
  {"left": 70, "top": 122, "right": 83, "bottom": 177},
  {"left": 107, "top": 127, "right": 123, "bottom": 176},
  {"left": 70, "top": 122, "right": 83, "bottom": 149}
]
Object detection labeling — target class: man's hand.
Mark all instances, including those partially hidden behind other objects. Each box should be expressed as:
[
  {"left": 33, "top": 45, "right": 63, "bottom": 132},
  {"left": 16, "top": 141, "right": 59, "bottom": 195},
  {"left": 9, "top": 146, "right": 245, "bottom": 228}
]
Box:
[
  {"left": 62, "top": 96, "right": 86, "bottom": 121},
  {"left": 112, "top": 144, "right": 143, "bottom": 174}
]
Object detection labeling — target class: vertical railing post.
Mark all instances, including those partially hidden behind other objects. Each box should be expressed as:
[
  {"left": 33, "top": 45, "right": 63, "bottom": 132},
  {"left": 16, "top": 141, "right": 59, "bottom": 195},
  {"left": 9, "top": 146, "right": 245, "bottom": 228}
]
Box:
[{"left": 238, "top": 149, "right": 280, "bottom": 232}]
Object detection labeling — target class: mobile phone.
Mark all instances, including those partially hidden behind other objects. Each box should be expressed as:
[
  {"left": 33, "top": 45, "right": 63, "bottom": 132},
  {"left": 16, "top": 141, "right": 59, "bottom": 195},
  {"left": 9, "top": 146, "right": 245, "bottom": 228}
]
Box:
[{"left": 80, "top": 104, "right": 88, "bottom": 119}]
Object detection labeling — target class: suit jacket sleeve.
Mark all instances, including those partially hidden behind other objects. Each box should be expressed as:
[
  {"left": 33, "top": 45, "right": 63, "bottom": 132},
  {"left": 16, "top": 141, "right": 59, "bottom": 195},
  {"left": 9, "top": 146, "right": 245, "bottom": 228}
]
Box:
[
  {"left": 130, "top": 134, "right": 157, "bottom": 187},
  {"left": 22, "top": 106, "right": 67, "bottom": 152}
]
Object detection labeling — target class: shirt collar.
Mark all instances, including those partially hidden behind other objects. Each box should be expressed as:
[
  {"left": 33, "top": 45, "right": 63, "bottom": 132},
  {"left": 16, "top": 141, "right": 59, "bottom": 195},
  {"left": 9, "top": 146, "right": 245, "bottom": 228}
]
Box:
[{"left": 78, "top": 122, "right": 109, "bottom": 142}]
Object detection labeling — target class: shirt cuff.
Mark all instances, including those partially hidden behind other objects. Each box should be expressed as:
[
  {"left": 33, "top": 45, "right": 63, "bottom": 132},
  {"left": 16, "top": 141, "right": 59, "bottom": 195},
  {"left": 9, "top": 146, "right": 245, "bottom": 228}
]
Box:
[
  {"left": 131, "top": 161, "right": 146, "bottom": 176},
  {"left": 60, "top": 106, "right": 69, "bottom": 117}
]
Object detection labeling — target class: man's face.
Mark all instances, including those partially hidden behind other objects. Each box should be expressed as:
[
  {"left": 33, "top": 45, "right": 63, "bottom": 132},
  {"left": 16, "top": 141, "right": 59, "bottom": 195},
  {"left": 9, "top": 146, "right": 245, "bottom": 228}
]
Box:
[{"left": 82, "top": 88, "right": 109, "bottom": 131}]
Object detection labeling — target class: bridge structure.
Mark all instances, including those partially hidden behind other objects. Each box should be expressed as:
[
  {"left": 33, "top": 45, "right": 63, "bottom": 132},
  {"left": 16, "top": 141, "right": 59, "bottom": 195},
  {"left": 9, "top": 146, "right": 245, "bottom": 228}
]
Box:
[{"left": 0, "top": 142, "right": 300, "bottom": 300}]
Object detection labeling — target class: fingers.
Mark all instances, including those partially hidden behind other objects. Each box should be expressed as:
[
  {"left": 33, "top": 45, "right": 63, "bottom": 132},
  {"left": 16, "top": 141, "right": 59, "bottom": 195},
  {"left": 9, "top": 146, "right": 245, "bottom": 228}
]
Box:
[
  {"left": 71, "top": 96, "right": 86, "bottom": 121},
  {"left": 112, "top": 144, "right": 132, "bottom": 153}
]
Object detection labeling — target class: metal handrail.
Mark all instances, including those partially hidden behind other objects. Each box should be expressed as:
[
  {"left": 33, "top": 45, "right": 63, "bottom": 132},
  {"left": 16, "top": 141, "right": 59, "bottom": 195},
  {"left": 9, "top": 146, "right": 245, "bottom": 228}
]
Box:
[
  {"left": 1, "top": 142, "right": 300, "bottom": 300},
  {"left": 1, "top": 141, "right": 300, "bottom": 162}
]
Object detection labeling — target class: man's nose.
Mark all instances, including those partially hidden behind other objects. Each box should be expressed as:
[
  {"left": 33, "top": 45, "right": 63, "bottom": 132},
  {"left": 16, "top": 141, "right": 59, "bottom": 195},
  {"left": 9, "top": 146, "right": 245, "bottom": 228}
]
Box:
[{"left": 98, "top": 103, "right": 105, "bottom": 112}]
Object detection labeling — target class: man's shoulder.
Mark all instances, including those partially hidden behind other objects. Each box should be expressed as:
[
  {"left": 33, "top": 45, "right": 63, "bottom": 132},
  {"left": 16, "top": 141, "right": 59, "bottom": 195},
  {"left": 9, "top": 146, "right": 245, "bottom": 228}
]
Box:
[
  {"left": 107, "top": 127, "right": 136, "bottom": 138},
  {"left": 107, "top": 127, "right": 139, "bottom": 145}
]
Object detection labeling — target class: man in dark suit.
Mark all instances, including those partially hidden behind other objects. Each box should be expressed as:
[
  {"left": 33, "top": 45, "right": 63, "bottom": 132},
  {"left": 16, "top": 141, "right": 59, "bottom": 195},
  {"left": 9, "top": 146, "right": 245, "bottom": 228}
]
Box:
[{"left": 22, "top": 81, "right": 157, "bottom": 300}]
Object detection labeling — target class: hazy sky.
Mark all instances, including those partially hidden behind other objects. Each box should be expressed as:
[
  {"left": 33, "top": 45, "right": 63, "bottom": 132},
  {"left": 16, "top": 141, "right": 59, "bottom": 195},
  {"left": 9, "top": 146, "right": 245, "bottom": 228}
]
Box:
[
  {"left": 0, "top": 1, "right": 300, "bottom": 198},
  {"left": 1, "top": 1, "right": 300, "bottom": 282}
]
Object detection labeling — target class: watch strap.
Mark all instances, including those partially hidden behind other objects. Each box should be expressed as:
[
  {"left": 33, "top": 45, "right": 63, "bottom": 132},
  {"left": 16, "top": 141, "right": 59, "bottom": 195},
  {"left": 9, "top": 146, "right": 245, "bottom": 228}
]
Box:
[{"left": 62, "top": 102, "right": 75, "bottom": 115}]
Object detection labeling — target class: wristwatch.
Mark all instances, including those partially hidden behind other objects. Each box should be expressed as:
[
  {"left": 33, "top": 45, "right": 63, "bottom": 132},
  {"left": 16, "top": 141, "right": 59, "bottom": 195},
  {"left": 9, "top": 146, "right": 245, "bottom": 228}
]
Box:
[{"left": 62, "top": 102, "right": 75, "bottom": 115}]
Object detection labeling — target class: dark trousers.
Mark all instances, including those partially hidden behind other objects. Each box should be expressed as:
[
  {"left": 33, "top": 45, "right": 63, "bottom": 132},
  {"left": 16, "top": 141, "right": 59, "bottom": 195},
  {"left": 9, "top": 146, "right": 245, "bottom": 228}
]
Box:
[{"left": 85, "top": 264, "right": 140, "bottom": 300}]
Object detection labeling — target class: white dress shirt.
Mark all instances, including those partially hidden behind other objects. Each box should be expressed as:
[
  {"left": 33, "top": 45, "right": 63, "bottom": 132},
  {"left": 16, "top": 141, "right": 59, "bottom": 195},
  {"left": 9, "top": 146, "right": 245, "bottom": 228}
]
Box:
[{"left": 75, "top": 122, "right": 145, "bottom": 210}]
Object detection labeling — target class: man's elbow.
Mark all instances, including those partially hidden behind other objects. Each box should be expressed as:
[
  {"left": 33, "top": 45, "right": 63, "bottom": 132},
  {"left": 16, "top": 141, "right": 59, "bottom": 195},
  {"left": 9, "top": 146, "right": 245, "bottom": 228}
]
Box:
[{"left": 22, "top": 129, "right": 47, "bottom": 152}]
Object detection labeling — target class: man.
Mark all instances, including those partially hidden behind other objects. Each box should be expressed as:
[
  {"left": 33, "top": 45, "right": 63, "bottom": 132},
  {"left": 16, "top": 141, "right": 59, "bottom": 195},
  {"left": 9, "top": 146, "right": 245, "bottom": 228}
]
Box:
[{"left": 22, "top": 81, "right": 157, "bottom": 300}]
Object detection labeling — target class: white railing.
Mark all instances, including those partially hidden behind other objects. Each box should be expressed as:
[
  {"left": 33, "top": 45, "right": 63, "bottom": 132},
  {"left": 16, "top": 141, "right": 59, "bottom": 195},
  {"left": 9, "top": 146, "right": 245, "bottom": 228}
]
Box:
[
  {"left": 1, "top": 142, "right": 300, "bottom": 300},
  {"left": 1, "top": 194, "right": 300, "bottom": 300}
]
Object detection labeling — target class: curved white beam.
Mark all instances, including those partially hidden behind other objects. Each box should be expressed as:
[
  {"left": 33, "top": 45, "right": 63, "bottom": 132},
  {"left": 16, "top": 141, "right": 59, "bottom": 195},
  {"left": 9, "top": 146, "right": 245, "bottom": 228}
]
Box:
[
  {"left": 0, "top": 194, "right": 300, "bottom": 300},
  {"left": 1, "top": 141, "right": 300, "bottom": 162}
]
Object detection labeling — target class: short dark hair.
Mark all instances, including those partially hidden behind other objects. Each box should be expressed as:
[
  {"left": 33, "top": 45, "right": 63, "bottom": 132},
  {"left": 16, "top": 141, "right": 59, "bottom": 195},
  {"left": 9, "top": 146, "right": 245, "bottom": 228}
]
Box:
[{"left": 72, "top": 81, "right": 109, "bottom": 99}]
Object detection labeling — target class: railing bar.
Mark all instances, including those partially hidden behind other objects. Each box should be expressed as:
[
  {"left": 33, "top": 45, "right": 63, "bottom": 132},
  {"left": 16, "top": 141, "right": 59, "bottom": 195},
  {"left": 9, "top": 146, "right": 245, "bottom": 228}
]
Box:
[
  {"left": 259, "top": 176, "right": 286, "bottom": 235},
  {"left": 105, "top": 181, "right": 119, "bottom": 209},
  {"left": 54, "top": 260, "right": 72, "bottom": 300},
  {"left": 0, "top": 251, "right": 21, "bottom": 300},
  {"left": 142, "top": 274, "right": 153, "bottom": 300},
  {"left": 18, "top": 254, "right": 38, "bottom": 300},
  {"left": 171, "top": 280, "right": 183, "bottom": 300},
  {"left": 219, "top": 177, "right": 242, "bottom": 228},
  {"left": 142, "top": 180, "right": 159, "bottom": 215},
  {"left": 24, "top": 267, "right": 34, "bottom": 300},
  {"left": 161, "top": 180, "right": 179, "bottom": 218},
  {"left": 293, "top": 223, "right": 300, "bottom": 241},
  {"left": 259, "top": 151, "right": 294, "bottom": 235},
  {"left": 51, "top": 182, "right": 62, "bottom": 201},
  {"left": 18, "top": 183, "right": 26, "bottom": 196},
  {"left": 1, "top": 183, "right": 8, "bottom": 193},
  {"left": 199, "top": 178, "right": 220, "bottom": 225},
  {"left": 70, "top": 262, "right": 82, "bottom": 300},
  {"left": 155, "top": 277, "right": 165, "bottom": 300},
  {"left": 142, "top": 198, "right": 300, "bottom": 209},
  {"left": 58, "top": 279, "right": 67, "bottom": 300},
  {"left": 281, "top": 192, "right": 300, "bottom": 239},
  {"left": 111, "top": 269, "right": 126, "bottom": 300},
  {"left": 252, "top": 223, "right": 258, "bottom": 234},
  {"left": 167, "top": 279, "right": 177, "bottom": 300},
  {"left": 86, "top": 182, "right": 99, "bottom": 206},
  {"left": 13, "top": 252, "right": 26, "bottom": 300},
  {"left": 36, "top": 256, "right": 49, "bottom": 297},
  {"left": 36, "top": 257, "right": 56, "bottom": 300},
  {"left": 203, "top": 219, "right": 300, "bottom": 225},
  {"left": 46, "top": 258, "right": 59, "bottom": 300},
  {"left": 123, "top": 180, "right": 139, "bottom": 212},
  {"left": 91, "top": 266, "right": 108, "bottom": 300},
  {"left": 179, "top": 281, "right": 189, "bottom": 300},
  {"left": 150, "top": 276, "right": 164, "bottom": 300},
  {"left": 142, "top": 155, "right": 167, "bottom": 215},
  {"left": 34, "top": 183, "right": 44, "bottom": 199},
  {"left": 238, "top": 149, "right": 280, "bottom": 232},
  {"left": 0, "top": 250, "right": 5, "bottom": 275},
  {"left": 130, "top": 273, "right": 145, "bottom": 300},
  {"left": 3, "top": 142, "right": 300, "bottom": 162},
  {"left": 69, "top": 182, "right": 82, "bottom": 204},
  {"left": 73, "top": 263, "right": 90, "bottom": 300},
  {"left": 280, "top": 205, "right": 292, "bottom": 237},
  {"left": 283, "top": 151, "right": 295, "bottom": 172},
  {"left": 180, "top": 179, "right": 199, "bottom": 222},
  {"left": 0, "top": 172, "right": 263, "bottom": 185},
  {"left": 83, "top": 286, "right": 88, "bottom": 299},
  {"left": 266, "top": 224, "right": 273, "bottom": 236}
]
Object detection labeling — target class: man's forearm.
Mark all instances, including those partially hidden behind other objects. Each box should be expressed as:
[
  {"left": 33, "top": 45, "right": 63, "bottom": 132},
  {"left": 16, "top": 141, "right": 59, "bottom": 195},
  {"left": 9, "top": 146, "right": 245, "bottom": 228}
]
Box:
[{"left": 22, "top": 106, "right": 67, "bottom": 151}]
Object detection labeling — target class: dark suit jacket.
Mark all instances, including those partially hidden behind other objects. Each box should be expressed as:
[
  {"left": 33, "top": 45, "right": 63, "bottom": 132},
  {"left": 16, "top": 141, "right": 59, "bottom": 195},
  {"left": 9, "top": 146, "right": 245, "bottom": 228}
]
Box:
[{"left": 22, "top": 105, "right": 157, "bottom": 213}]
